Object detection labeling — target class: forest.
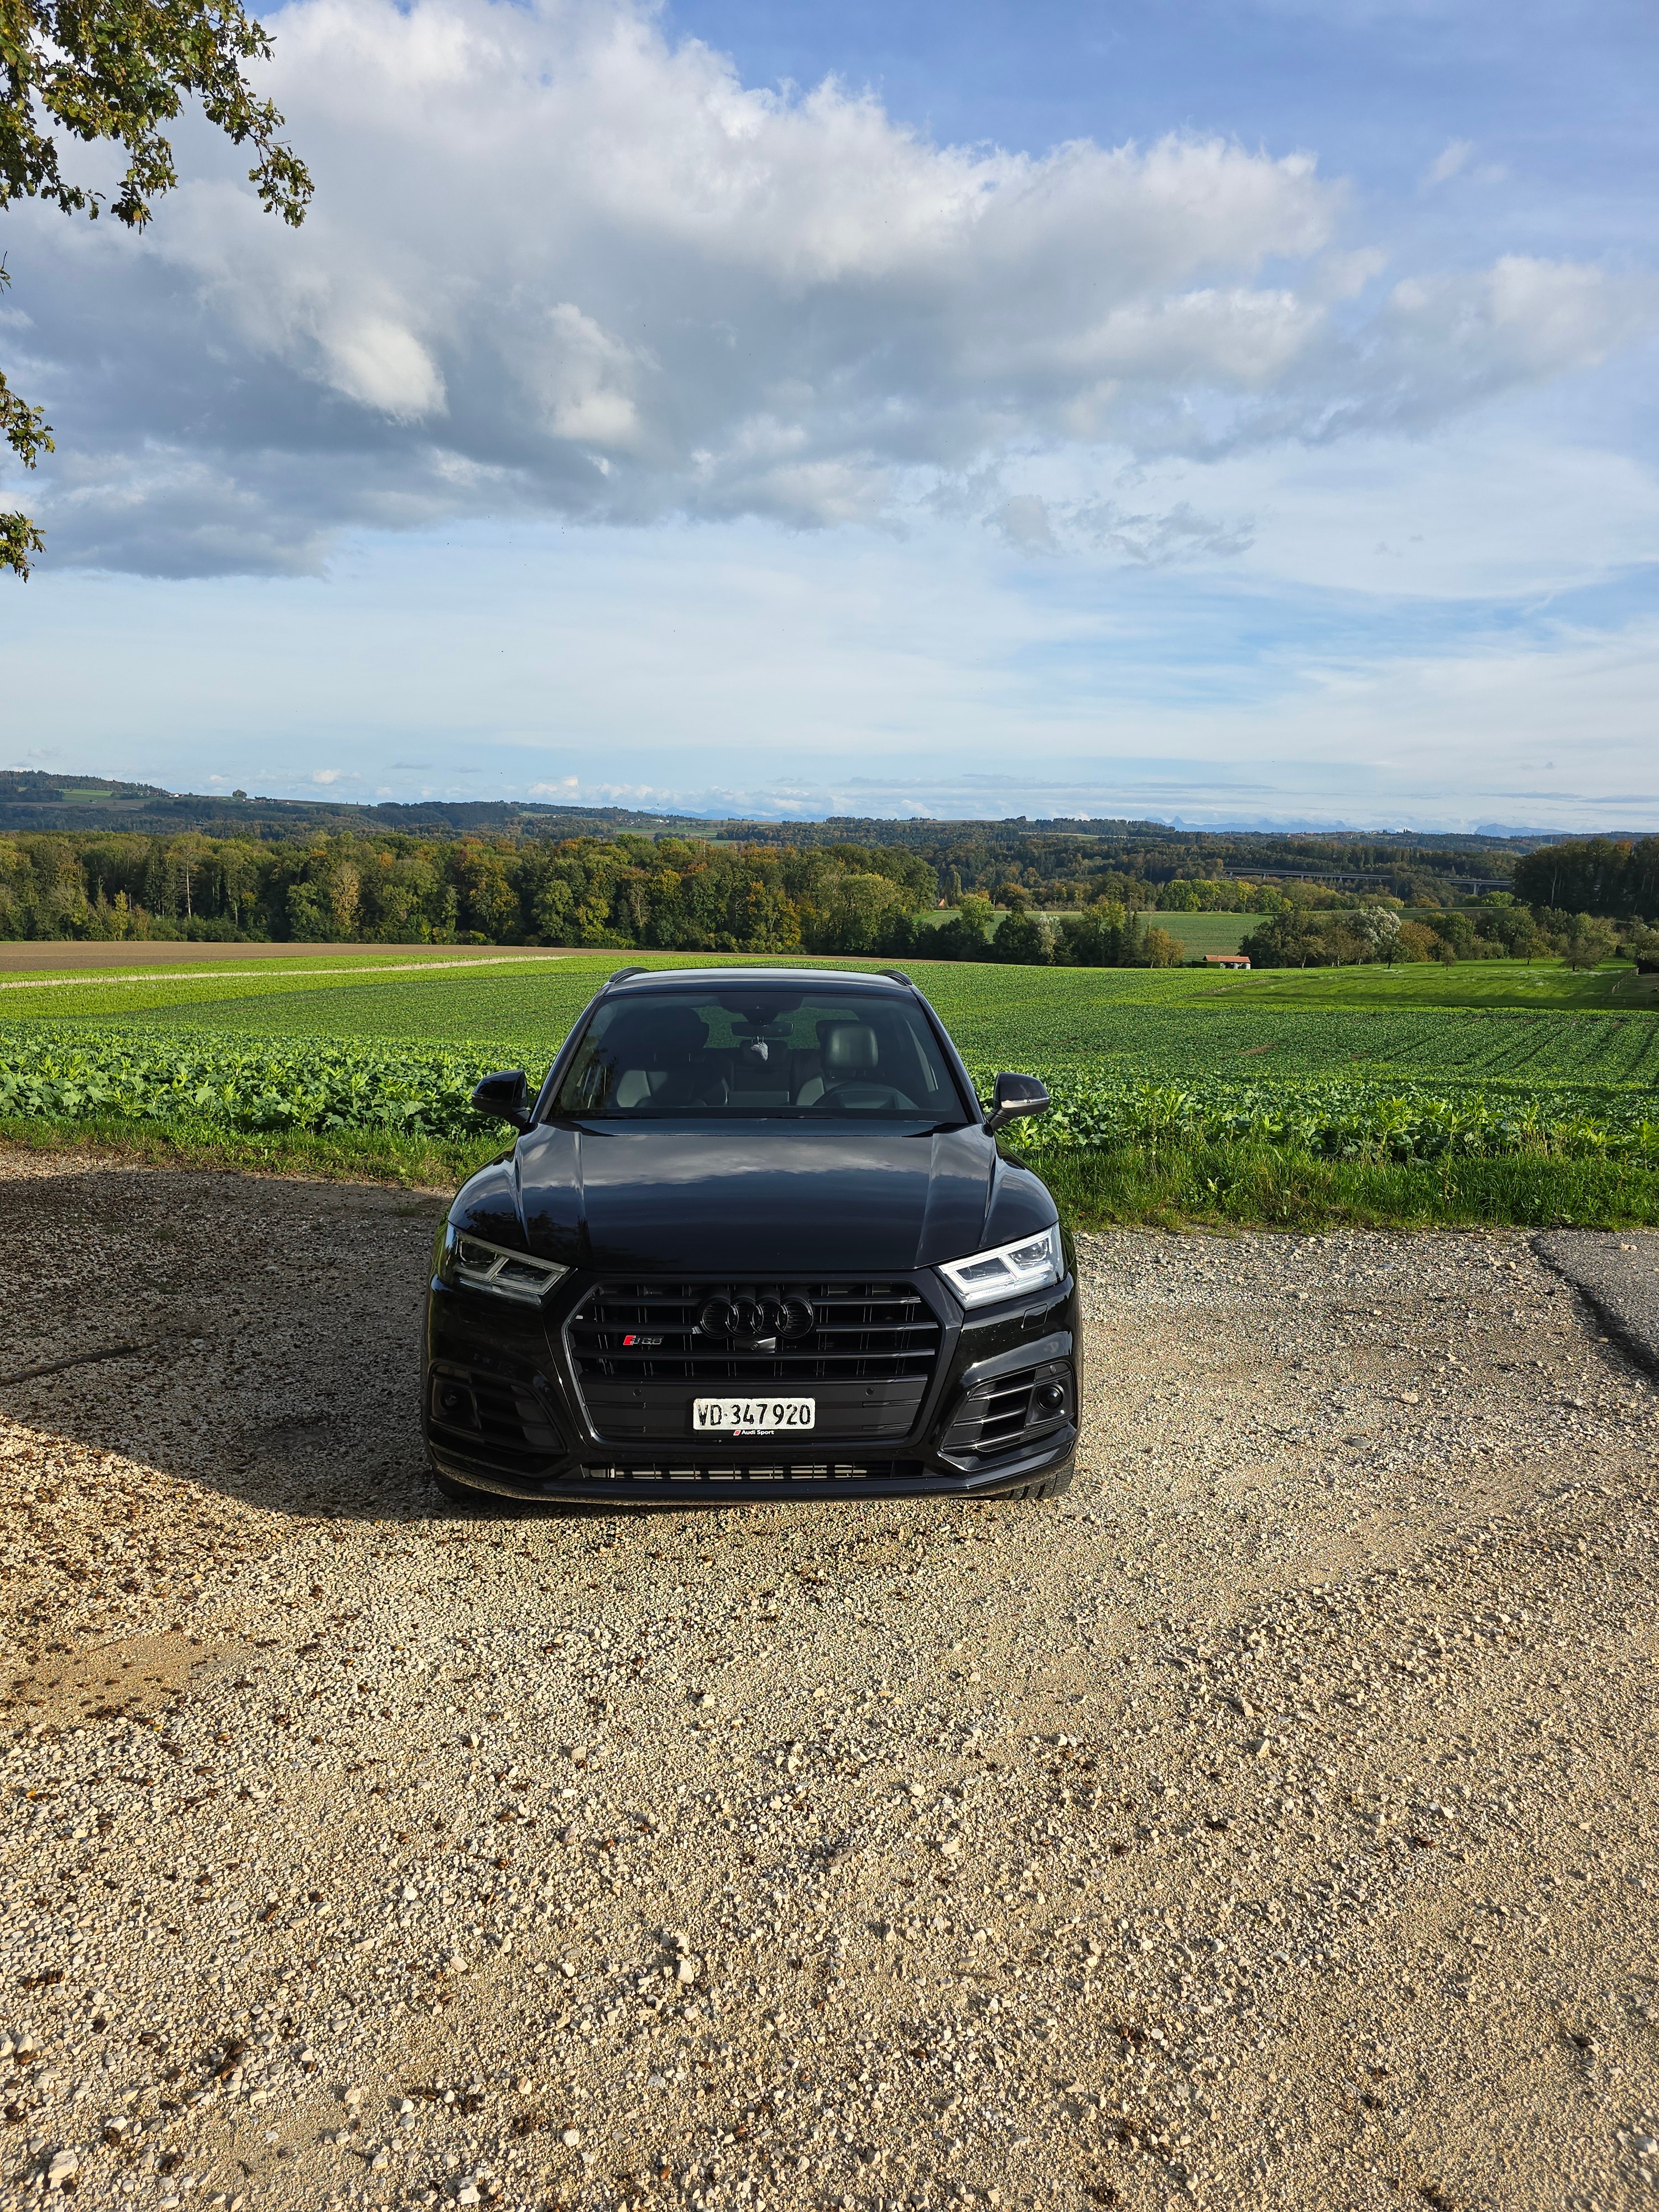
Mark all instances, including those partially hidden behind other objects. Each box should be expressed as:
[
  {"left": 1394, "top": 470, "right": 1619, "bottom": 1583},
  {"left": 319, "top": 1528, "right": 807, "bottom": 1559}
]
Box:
[
  {"left": 1511, "top": 836, "right": 1659, "bottom": 920},
  {"left": 0, "top": 827, "right": 1214, "bottom": 962},
  {"left": 1, "top": 825, "right": 1654, "bottom": 964},
  {"left": 0, "top": 830, "right": 928, "bottom": 953}
]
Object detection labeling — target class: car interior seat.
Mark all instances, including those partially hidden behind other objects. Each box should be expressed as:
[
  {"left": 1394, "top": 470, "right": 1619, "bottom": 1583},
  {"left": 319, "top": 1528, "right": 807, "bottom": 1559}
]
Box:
[
  {"left": 795, "top": 1022, "right": 880, "bottom": 1105},
  {"left": 606, "top": 1008, "right": 716, "bottom": 1108}
]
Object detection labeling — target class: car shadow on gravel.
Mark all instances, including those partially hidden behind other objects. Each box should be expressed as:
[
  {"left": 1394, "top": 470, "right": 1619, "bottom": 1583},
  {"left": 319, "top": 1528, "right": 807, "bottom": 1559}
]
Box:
[
  {"left": 0, "top": 1160, "right": 465, "bottom": 1526},
  {"left": 0, "top": 1157, "right": 834, "bottom": 1531}
]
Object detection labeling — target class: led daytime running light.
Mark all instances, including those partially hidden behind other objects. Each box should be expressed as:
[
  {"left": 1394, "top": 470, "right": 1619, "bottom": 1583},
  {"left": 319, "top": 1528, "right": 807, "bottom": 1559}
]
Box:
[
  {"left": 937, "top": 1224, "right": 1062, "bottom": 1310},
  {"left": 442, "top": 1224, "right": 567, "bottom": 1304}
]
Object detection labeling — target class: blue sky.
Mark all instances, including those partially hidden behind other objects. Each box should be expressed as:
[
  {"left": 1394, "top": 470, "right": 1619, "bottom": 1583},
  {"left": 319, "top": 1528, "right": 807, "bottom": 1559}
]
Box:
[{"left": 2, "top": 0, "right": 1655, "bottom": 827}]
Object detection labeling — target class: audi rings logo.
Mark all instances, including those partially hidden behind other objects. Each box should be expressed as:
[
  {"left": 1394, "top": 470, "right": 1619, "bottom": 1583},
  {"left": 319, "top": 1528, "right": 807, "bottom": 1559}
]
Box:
[{"left": 697, "top": 1293, "right": 816, "bottom": 1343}]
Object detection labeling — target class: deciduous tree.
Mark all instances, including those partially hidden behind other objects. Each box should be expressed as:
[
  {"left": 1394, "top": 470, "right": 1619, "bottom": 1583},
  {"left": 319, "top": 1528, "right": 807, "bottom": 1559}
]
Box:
[
  {"left": 1138, "top": 925, "right": 1185, "bottom": 968},
  {"left": 1240, "top": 908, "right": 1320, "bottom": 968},
  {"left": 1559, "top": 915, "right": 1619, "bottom": 972}
]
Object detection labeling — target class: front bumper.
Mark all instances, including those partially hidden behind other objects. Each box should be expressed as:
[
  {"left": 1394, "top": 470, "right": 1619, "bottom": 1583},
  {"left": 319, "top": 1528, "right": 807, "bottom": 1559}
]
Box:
[{"left": 423, "top": 1267, "right": 1079, "bottom": 1504}]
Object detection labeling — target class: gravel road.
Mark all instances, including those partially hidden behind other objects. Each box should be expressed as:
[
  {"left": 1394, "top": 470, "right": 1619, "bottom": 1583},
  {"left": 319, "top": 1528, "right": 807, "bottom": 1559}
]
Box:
[{"left": 1, "top": 1149, "right": 1656, "bottom": 2212}]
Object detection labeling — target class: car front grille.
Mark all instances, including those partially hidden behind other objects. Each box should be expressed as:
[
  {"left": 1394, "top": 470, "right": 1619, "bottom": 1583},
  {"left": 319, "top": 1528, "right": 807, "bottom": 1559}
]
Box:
[{"left": 567, "top": 1279, "right": 942, "bottom": 1444}]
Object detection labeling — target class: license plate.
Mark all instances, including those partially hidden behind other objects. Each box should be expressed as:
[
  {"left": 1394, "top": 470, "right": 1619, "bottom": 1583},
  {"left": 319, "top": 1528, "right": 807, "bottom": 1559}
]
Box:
[{"left": 692, "top": 1396, "right": 816, "bottom": 1436}]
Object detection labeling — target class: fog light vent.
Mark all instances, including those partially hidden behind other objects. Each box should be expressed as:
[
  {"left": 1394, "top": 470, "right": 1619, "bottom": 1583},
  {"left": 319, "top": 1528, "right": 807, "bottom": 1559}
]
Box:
[
  {"left": 431, "top": 1377, "right": 481, "bottom": 1431},
  {"left": 940, "top": 1356, "right": 1072, "bottom": 1463}
]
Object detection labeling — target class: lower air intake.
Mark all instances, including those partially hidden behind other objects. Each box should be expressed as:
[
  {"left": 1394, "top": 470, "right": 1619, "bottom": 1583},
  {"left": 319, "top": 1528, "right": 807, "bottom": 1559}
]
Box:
[
  {"left": 428, "top": 1366, "right": 563, "bottom": 1467},
  {"left": 578, "top": 1460, "right": 923, "bottom": 1485},
  {"left": 940, "top": 1357, "right": 1072, "bottom": 1463}
]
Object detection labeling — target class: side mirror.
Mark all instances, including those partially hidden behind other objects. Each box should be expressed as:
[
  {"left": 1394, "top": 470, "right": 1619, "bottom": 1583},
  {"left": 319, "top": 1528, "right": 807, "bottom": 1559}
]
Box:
[
  {"left": 471, "top": 1069, "right": 533, "bottom": 1131},
  {"left": 983, "top": 1071, "right": 1050, "bottom": 1135}
]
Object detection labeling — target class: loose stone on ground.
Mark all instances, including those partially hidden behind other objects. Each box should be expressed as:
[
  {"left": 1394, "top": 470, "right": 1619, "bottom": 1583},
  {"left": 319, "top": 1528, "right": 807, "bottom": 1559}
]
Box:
[{"left": 0, "top": 1150, "right": 1653, "bottom": 2211}]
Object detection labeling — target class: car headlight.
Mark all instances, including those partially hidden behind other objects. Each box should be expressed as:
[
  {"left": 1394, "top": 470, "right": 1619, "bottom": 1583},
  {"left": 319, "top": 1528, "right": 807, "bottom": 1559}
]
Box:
[
  {"left": 439, "top": 1223, "right": 568, "bottom": 1305},
  {"left": 937, "top": 1223, "right": 1063, "bottom": 1310}
]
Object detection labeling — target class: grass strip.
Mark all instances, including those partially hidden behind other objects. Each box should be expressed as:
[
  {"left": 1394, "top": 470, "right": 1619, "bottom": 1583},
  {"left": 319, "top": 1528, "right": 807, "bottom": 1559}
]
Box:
[
  {"left": 1033, "top": 1138, "right": 1659, "bottom": 1232},
  {"left": 0, "top": 1112, "right": 500, "bottom": 1191}
]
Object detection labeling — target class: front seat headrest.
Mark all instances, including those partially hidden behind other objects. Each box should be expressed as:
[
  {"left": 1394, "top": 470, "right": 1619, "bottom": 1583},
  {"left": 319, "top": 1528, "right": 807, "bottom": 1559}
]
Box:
[{"left": 822, "top": 1022, "right": 879, "bottom": 1072}]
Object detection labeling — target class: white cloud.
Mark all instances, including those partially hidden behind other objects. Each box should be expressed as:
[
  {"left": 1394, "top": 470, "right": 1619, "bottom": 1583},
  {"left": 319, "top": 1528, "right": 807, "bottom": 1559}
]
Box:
[
  {"left": 1374, "top": 255, "right": 1653, "bottom": 407},
  {"left": 322, "top": 314, "right": 448, "bottom": 420},
  {"left": 4, "top": 0, "right": 1654, "bottom": 575},
  {"left": 990, "top": 494, "right": 1061, "bottom": 554},
  {"left": 1422, "top": 139, "right": 1473, "bottom": 189},
  {"left": 1075, "top": 498, "right": 1256, "bottom": 565},
  {"left": 985, "top": 485, "right": 1254, "bottom": 563},
  {"left": 1418, "top": 139, "right": 1507, "bottom": 192}
]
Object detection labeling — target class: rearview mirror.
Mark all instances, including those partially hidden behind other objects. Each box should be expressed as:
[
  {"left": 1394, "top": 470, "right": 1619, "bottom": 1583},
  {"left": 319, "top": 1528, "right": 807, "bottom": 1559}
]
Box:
[
  {"left": 471, "top": 1070, "right": 533, "bottom": 1131},
  {"left": 983, "top": 1071, "right": 1050, "bottom": 1135}
]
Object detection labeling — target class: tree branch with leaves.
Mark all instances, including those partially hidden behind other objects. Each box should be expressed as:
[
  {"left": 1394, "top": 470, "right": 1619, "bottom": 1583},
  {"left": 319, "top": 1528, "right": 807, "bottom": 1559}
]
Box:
[{"left": 1, "top": 0, "right": 312, "bottom": 576}]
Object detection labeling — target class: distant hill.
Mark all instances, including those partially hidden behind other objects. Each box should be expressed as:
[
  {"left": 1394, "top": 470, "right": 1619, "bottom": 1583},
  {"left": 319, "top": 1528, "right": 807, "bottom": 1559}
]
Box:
[
  {"left": 0, "top": 769, "right": 1603, "bottom": 901},
  {"left": 718, "top": 815, "right": 1565, "bottom": 860},
  {"left": 0, "top": 770, "right": 700, "bottom": 841}
]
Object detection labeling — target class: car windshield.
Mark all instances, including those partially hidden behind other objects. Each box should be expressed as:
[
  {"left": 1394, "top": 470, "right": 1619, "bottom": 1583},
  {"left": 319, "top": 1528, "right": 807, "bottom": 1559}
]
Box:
[{"left": 552, "top": 987, "right": 969, "bottom": 1119}]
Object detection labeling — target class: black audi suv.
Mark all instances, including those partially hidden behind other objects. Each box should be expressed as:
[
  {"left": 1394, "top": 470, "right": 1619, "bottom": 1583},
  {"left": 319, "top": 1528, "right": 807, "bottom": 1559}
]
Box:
[{"left": 423, "top": 966, "right": 1078, "bottom": 1505}]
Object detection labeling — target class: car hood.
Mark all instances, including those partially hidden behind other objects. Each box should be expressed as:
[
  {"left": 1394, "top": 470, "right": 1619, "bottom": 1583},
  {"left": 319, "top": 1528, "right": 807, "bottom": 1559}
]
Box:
[{"left": 503, "top": 1119, "right": 1001, "bottom": 1275}]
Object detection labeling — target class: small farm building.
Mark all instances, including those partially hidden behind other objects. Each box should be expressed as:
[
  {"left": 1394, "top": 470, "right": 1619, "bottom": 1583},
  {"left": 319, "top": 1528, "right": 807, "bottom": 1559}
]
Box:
[{"left": 1203, "top": 953, "right": 1251, "bottom": 969}]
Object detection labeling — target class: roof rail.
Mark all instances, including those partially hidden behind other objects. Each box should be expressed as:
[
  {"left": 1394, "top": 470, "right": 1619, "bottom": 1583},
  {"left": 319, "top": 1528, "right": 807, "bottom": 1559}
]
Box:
[
  {"left": 879, "top": 968, "right": 913, "bottom": 985},
  {"left": 603, "top": 966, "right": 646, "bottom": 988}
]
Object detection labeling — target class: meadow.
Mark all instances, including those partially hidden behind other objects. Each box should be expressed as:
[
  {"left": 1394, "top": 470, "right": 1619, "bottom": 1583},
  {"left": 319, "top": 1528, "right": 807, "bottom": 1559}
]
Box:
[
  {"left": 1138, "top": 910, "right": 1254, "bottom": 958},
  {"left": 1, "top": 948, "right": 1655, "bottom": 1226},
  {"left": 914, "top": 909, "right": 1255, "bottom": 957}
]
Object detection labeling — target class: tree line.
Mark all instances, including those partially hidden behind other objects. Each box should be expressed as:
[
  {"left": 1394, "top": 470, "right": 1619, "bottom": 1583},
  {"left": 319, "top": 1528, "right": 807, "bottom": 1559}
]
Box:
[
  {"left": 0, "top": 828, "right": 1201, "bottom": 964},
  {"left": 0, "top": 831, "right": 925, "bottom": 953},
  {"left": 2, "top": 827, "right": 1654, "bottom": 970},
  {"left": 736, "top": 821, "right": 1525, "bottom": 911},
  {"left": 1236, "top": 900, "right": 1643, "bottom": 971},
  {"left": 1510, "top": 837, "right": 1659, "bottom": 922}
]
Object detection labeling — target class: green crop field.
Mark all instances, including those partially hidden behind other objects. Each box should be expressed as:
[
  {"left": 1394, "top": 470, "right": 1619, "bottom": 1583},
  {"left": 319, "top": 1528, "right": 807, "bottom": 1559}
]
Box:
[
  {"left": 4, "top": 946, "right": 1655, "bottom": 1065},
  {"left": 1, "top": 947, "right": 1655, "bottom": 1227},
  {"left": 914, "top": 908, "right": 1254, "bottom": 956},
  {"left": 1155, "top": 911, "right": 1254, "bottom": 957}
]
